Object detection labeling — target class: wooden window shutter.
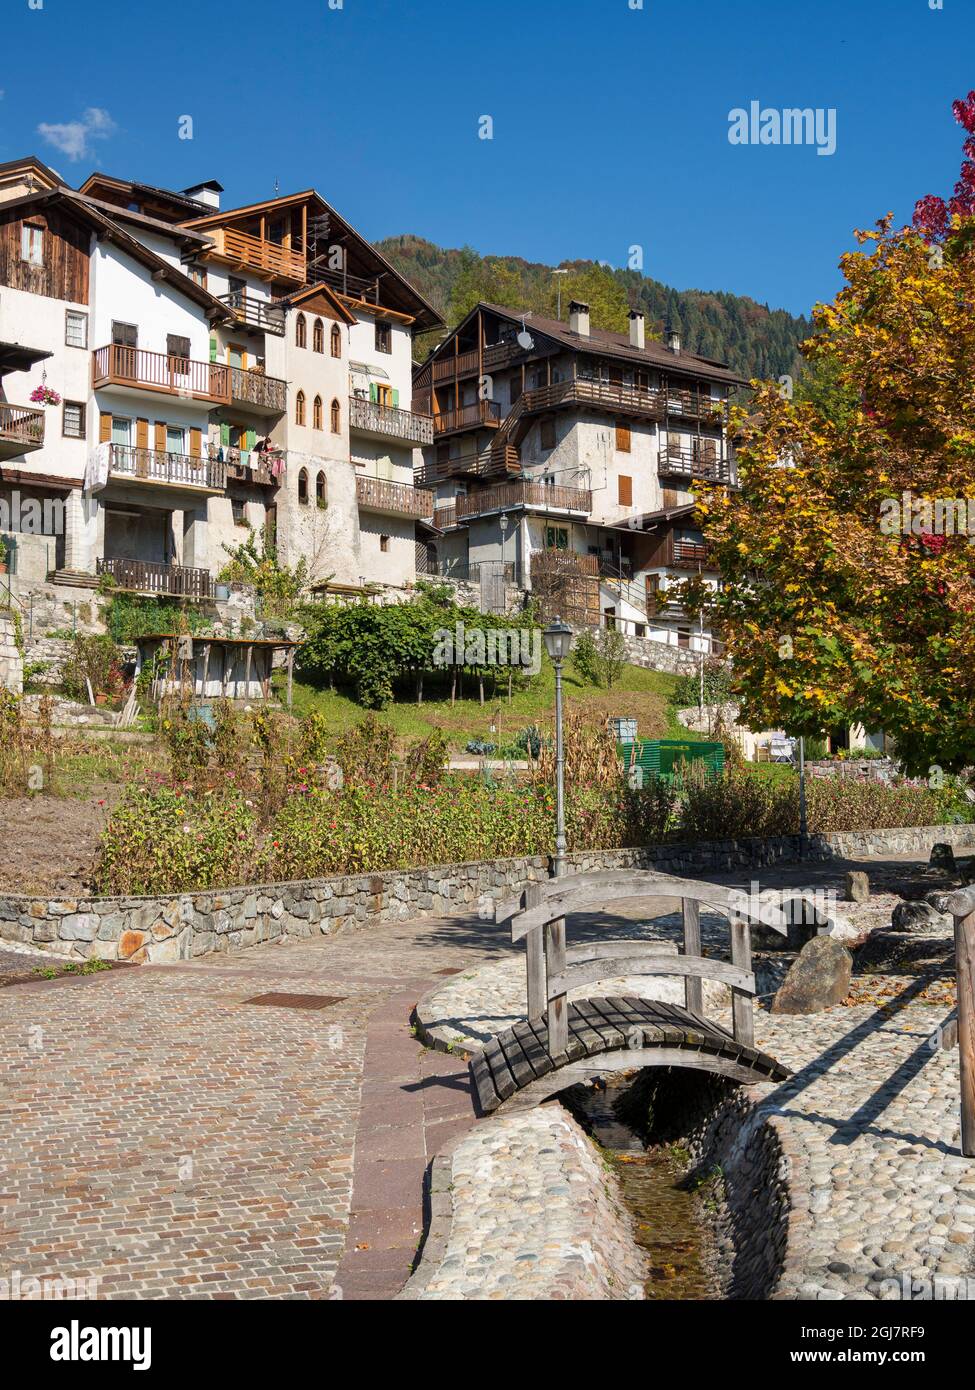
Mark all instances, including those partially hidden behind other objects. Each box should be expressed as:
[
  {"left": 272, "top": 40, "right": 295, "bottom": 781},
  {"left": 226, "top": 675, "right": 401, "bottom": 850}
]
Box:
[
  {"left": 136, "top": 418, "right": 149, "bottom": 449},
  {"left": 99, "top": 411, "right": 112, "bottom": 443},
  {"left": 616, "top": 421, "right": 631, "bottom": 452},
  {"left": 220, "top": 422, "right": 231, "bottom": 447},
  {"left": 392, "top": 388, "right": 399, "bottom": 408},
  {"left": 190, "top": 427, "right": 202, "bottom": 457},
  {"left": 209, "top": 336, "right": 218, "bottom": 363},
  {"left": 369, "top": 382, "right": 377, "bottom": 403},
  {"left": 618, "top": 474, "right": 633, "bottom": 506},
  {"left": 245, "top": 429, "right": 256, "bottom": 451},
  {"left": 154, "top": 422, "right": 167, "bottom": 452}
]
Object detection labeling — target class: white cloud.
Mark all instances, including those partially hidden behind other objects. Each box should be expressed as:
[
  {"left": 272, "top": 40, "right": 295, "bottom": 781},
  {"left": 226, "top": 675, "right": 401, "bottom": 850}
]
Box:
[{"left": 37, "top": 107, "right": 117, "bottom": 161}]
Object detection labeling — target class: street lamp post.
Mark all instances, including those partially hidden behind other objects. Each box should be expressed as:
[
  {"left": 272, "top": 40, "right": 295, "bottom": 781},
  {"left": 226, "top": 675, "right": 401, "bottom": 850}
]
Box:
[
  {"left": 543, "top": 617, "right": 573, "bottom": 879},
  {"left": 798, "top": 734, "right": 808, "bottom": 858},
  {"left": 499, "top": 511, "right": 509, "bottom": 581}
]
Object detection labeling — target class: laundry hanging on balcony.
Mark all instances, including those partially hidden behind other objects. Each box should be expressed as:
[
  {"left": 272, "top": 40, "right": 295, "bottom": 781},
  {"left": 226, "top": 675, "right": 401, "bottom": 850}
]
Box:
[{"left": 83, "top": 441, "right": 111, "bottom": 495}]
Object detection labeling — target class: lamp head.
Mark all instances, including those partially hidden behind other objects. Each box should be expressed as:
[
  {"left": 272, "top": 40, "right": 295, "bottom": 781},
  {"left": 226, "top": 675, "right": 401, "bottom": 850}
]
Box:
[{"left": 543, "top": 616, "right": 573, "bottom": 664}]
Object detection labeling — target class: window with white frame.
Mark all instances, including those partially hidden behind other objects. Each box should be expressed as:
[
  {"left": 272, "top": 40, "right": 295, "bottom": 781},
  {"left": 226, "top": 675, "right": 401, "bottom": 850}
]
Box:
[
  {"left": 63, "top": 402, "right": 86, "bottom": 439},
  {"left": 166, "top": 426, "right": 185, "bottom": 455},
  {"left": 65, "top": 310, "right": 88, "bottom": 349}
]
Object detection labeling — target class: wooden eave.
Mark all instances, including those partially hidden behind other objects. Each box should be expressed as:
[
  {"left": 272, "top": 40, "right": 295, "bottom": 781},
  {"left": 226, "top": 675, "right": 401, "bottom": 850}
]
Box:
[{"left": 281, "top": 282, "right": 358, "bottom": 326}]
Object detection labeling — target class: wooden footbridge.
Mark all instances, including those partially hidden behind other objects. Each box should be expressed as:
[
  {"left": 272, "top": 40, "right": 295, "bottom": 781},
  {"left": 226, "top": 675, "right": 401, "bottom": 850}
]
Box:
[{"left": 470, "top": 871, "right": 793, "bottom": 1114}]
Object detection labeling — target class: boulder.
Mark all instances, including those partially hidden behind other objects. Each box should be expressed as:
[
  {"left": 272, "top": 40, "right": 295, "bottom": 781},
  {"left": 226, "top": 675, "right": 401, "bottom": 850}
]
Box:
[
  {"left": 845, "top": 871, "right": 870, "bottom": 905},
  {"left": 771, "top": 936, "right": 853, "bottom": 1015},
  {"left": 930, "top": 843, "right": 956, "bottom": 870},
  {"left": 890, "top": 899, "right": 952, "bottom": 934}
]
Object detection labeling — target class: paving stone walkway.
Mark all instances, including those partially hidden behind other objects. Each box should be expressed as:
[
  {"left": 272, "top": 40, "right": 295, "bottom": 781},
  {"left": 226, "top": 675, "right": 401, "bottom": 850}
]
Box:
[{"left": 0, "top": 847, "right": 970, "bottom": 1301}]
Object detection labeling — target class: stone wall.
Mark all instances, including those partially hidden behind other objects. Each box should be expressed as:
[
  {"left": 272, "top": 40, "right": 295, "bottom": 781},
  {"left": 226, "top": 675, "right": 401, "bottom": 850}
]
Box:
[
  {"left": 0, "top": 612, "right": 23, "bottom": 694},
  {"left": 578, "top": 627, "right": 703, "bottom": 675},
  {"left": 2, "top": 821, "right": 973, "bottom": 965}
]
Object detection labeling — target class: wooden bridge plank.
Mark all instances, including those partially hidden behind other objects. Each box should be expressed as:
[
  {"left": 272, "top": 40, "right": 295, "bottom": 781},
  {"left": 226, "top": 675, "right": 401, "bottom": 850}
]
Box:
[
  {"left": 683, "top": 898, "right": 704, "bottom": 1015},
  {"left": 498, "top": 1029, "right": 538, "bottom": 1090},
  {"left": 470, "top": 1050, "right": 500, "bottom": 1113},
  {"left": 510, "top": 1018, "right": 556, "bottom": 1078},
  {"left": 483, "top": 1035, "right": 518, "bottom": 1101}
]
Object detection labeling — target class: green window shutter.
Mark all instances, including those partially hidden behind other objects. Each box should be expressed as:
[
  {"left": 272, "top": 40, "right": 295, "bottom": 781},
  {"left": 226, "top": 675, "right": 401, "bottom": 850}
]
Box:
[
  {"left": 392, "top": 388, "right": 400, "bottom": 408},
  {"left": 220, "top": 422, "right": 230, "bottom": 447},
  {"left": 369, "top": 382, "right": 377, "bottom": 403},
  {"left": 209, "top": 336, "right": 218, "bottom": 363},
  {"left": 246, "top": 429, "right": 256, "bottom": 450}
]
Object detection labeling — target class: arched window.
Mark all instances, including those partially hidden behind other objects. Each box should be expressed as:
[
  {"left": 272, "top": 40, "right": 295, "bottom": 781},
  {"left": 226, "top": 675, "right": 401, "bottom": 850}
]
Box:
[
  {"left": 295, "top": 313, "right": 306, "bottom": 349},
  {"left": 330, "top": 398, "right": 340, "bottom": 433},
  {"left": 298, "top": 467, "right": 309, "bottom": 505},
  {"left": 316, "top": 471, "right": 328, "bottom": 510},
  {"left": 313, "top": 394, "right": 323, "bottom": 430},
  {"left": 330, "top": 323, "right": 341, "bottom": 358},
  {"left": 313, "top": 318, "right": 324, "bottom": 353},
  {"left": 295, "top": 389, "right": 306, "bottom": 426}
]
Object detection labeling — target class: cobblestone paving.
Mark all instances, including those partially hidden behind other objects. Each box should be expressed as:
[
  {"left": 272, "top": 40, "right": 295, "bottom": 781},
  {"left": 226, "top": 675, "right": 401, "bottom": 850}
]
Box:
[
  {"left": 1, "top": 849, "right": 971, "bottom": 1302},
  {"left": 0, "top": 915, "right": 501, "bottom": 1300}
]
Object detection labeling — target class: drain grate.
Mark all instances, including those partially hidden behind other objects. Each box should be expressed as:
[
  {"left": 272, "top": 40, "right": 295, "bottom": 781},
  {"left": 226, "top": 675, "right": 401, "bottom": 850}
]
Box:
[{"left": 243, "top": 992, "right": 346, "bottom": 1010}]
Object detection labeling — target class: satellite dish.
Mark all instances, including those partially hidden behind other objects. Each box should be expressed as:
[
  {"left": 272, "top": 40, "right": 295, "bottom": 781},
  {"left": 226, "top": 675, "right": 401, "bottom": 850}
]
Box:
[{"left": 517, "top": 330, "right": 534, "bottom": 351}]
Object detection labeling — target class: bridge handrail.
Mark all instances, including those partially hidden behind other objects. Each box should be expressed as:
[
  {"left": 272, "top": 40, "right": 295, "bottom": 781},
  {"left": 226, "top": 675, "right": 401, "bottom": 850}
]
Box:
[
  {"left": 547, "top": 953, "right": 754, "bottom": 1000},
  {"left": 499, "top": 873, "right": 788, "bottom": 940}
]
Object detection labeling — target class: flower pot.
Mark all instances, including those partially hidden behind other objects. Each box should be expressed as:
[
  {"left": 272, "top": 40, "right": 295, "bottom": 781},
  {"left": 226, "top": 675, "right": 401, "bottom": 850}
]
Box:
[{"left": 214, "top": 583, "right": 231, "bottom": 602}]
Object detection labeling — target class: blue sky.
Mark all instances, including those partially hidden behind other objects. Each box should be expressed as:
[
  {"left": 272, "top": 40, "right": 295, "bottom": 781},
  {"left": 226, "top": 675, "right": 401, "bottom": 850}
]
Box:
[{"left": 3, "top": 0, "right": 974, "bottom": 316}]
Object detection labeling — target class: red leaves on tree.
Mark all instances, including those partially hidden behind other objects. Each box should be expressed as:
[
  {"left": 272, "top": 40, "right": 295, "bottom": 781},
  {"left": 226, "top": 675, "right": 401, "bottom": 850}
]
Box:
[{"left": 913, "top": 90, "right": 975, "bottom": 241}]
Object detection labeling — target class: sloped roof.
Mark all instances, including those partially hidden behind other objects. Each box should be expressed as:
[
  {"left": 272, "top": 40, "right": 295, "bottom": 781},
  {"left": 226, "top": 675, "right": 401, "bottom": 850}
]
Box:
[{"left": 467, "top": 302, "right": 746, "bottom": 387}]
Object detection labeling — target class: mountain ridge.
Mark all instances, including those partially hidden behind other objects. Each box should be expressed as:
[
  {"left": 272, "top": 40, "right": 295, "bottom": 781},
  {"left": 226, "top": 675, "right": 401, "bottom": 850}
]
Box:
[{"left": 376, "top": 234, "right": 812, "bottom": 383}]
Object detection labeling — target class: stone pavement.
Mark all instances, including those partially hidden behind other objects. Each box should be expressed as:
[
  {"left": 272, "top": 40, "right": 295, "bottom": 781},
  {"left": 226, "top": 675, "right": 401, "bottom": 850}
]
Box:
[
  {"left": 0, "top": 846, "right": 968, "bottom": 1302},
  {"left": 0, "top": 912, "right": 505, "bottom": 1300}
]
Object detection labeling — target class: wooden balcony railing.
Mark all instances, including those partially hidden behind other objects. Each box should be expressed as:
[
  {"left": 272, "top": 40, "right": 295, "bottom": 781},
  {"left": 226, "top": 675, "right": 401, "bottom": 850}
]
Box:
[
  {"left": 432, "top": 505, "right": 457, "bottom": 530},
  {"left": 211, "top": 227, "right": 305, "bottom": 282},
  {"left": 429, "top": 340, "right": 529, "bottom": 384},
  {"left": 456, "top": 481, "right": 591, "bottom": 521},
  {"left": 92, "top": 345, "right": 230, "bottom": 404},
  {"left": 349, "top": 395, "right": 434, "bottom": 446},
  {"left": 309, "top": 266, "right": 383, "bottom": 305},
  {"left": 663, "top": 388, "right": 727, "bottom": 424},
  {"left": 0, "top": 402, "right": 45, "bottom": 452},
  {"left": 355, "top": 475, "right": 435, "bottom": 518},
  {"left": 219, "top": 291, "right": 286, "bottom": 336},
  {"left": 670, "top": 538, "right": 712, "bottom": 569},
  {"left": 109, "top": 444, "right": 226, "bottom": 491},
  {"left": 433, "top": 400, "right": 503, "bottom": 435},
  {"left": 521, "top": 378, "right": 667, "bottom": 423},
  {"left": 532, "top": 549, "right": 600, "bottom": 577},
  {"left": 658, "top": 446, "right": 732, "bottom": 484},
  {"left": 231, "top": 367, "right": 287, "bottom": 414},
  {"left": 96, "top": 556, "right": 213, "bottom": 599},
  {"left": 416, "top": 444, "right": 520, "bottom": 486}
]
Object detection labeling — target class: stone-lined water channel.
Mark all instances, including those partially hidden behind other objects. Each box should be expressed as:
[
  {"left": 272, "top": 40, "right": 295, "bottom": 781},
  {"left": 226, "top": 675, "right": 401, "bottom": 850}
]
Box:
[{"left": 570, "top": 1075, "right": 723, "bottom": 1300}]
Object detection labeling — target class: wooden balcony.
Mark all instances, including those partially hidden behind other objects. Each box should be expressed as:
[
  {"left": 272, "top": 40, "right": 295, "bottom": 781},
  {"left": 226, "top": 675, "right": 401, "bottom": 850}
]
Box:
[
  {"left": 532, "top": 549, "right": 600, "bottom": 577},
  {"left": 355, "top": 474, "right": 435, "bottom": 518},
  {"left": 520, "top": 378, "right": 667, "bottom": 423},
  {"left": 416, "top": 443, "right": 520, "bottom": 486},
  {"left": 663, "top": 387, "right": 727, "bottom": 425},
  {"left": 231, "top": 366, "right": 287, "bottom": 415},
  {"left": 92, "top": 345, "right": 230, "bottom": 404},
  {"left": 109, "top": 444, "right": 226, "bottom": 492},
  {"left": 432, "top": 505, "right": 457, "bottom": 530},
  {"left": 96, "top": 556, "right": 213, "bottom": 599},
  {"left": 456, "top": 481, "right": 591, "bottom": 521},
  {"left": 430, "top": 340, "right": 530, "bottom": 384},
  {"left": 658, "top": 446, "right": 732, "bottom": 484},
  {"left": 433, "top": 400, "right": 503, "bottom": 436},
  {"left": 207, "top": 227, "right": 305, "bottom": 283},
  {"left": 309, "top": 266, "right": 384, "bottom": 306},
  {"left": 349, "top": 395, "right": 434, "bottom": 447},
  {"left": 0, "top": 402, "right": 45, "bottom": 459},
  {"left": 218, "top": 291, "right": 286, "bottom": 336},
  {"left": 670, "top": 538, "right": 713, "bottom": 569}
]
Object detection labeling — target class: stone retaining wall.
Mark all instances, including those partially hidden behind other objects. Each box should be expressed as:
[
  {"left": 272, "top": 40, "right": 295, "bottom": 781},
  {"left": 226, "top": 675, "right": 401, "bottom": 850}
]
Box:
[
  {"left": 0, "top": 612, "right": 23, "bottom": 694},
  {"left": 2, "top": 822, "right": 972, "bottom": 964}
]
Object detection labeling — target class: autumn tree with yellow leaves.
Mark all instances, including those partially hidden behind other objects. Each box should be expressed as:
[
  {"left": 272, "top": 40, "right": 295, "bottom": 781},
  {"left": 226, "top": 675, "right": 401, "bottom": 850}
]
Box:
[{"left": 694, "top": 93, "right": 975, "bottom": 775}]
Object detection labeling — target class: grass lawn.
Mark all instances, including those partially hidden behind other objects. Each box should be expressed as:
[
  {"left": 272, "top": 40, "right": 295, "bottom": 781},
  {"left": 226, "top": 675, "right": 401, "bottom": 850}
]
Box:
[{"left": 282, "top": 657, "right": 698, "bottom": 752}]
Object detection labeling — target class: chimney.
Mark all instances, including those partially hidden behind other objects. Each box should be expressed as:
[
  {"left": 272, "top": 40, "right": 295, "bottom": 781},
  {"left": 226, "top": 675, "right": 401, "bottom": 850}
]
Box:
[
  {"left": 569, "top": 300, "right": 590, "bottom": 337},
  {"left": 629, "top": 310, "right": 646, "bottom": 351},
  {"left": 182, "top": 179, "right": 223, "bottom": 211},
  {"left": 666, "top": 321, "right": 681, "bottom": 355}
]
